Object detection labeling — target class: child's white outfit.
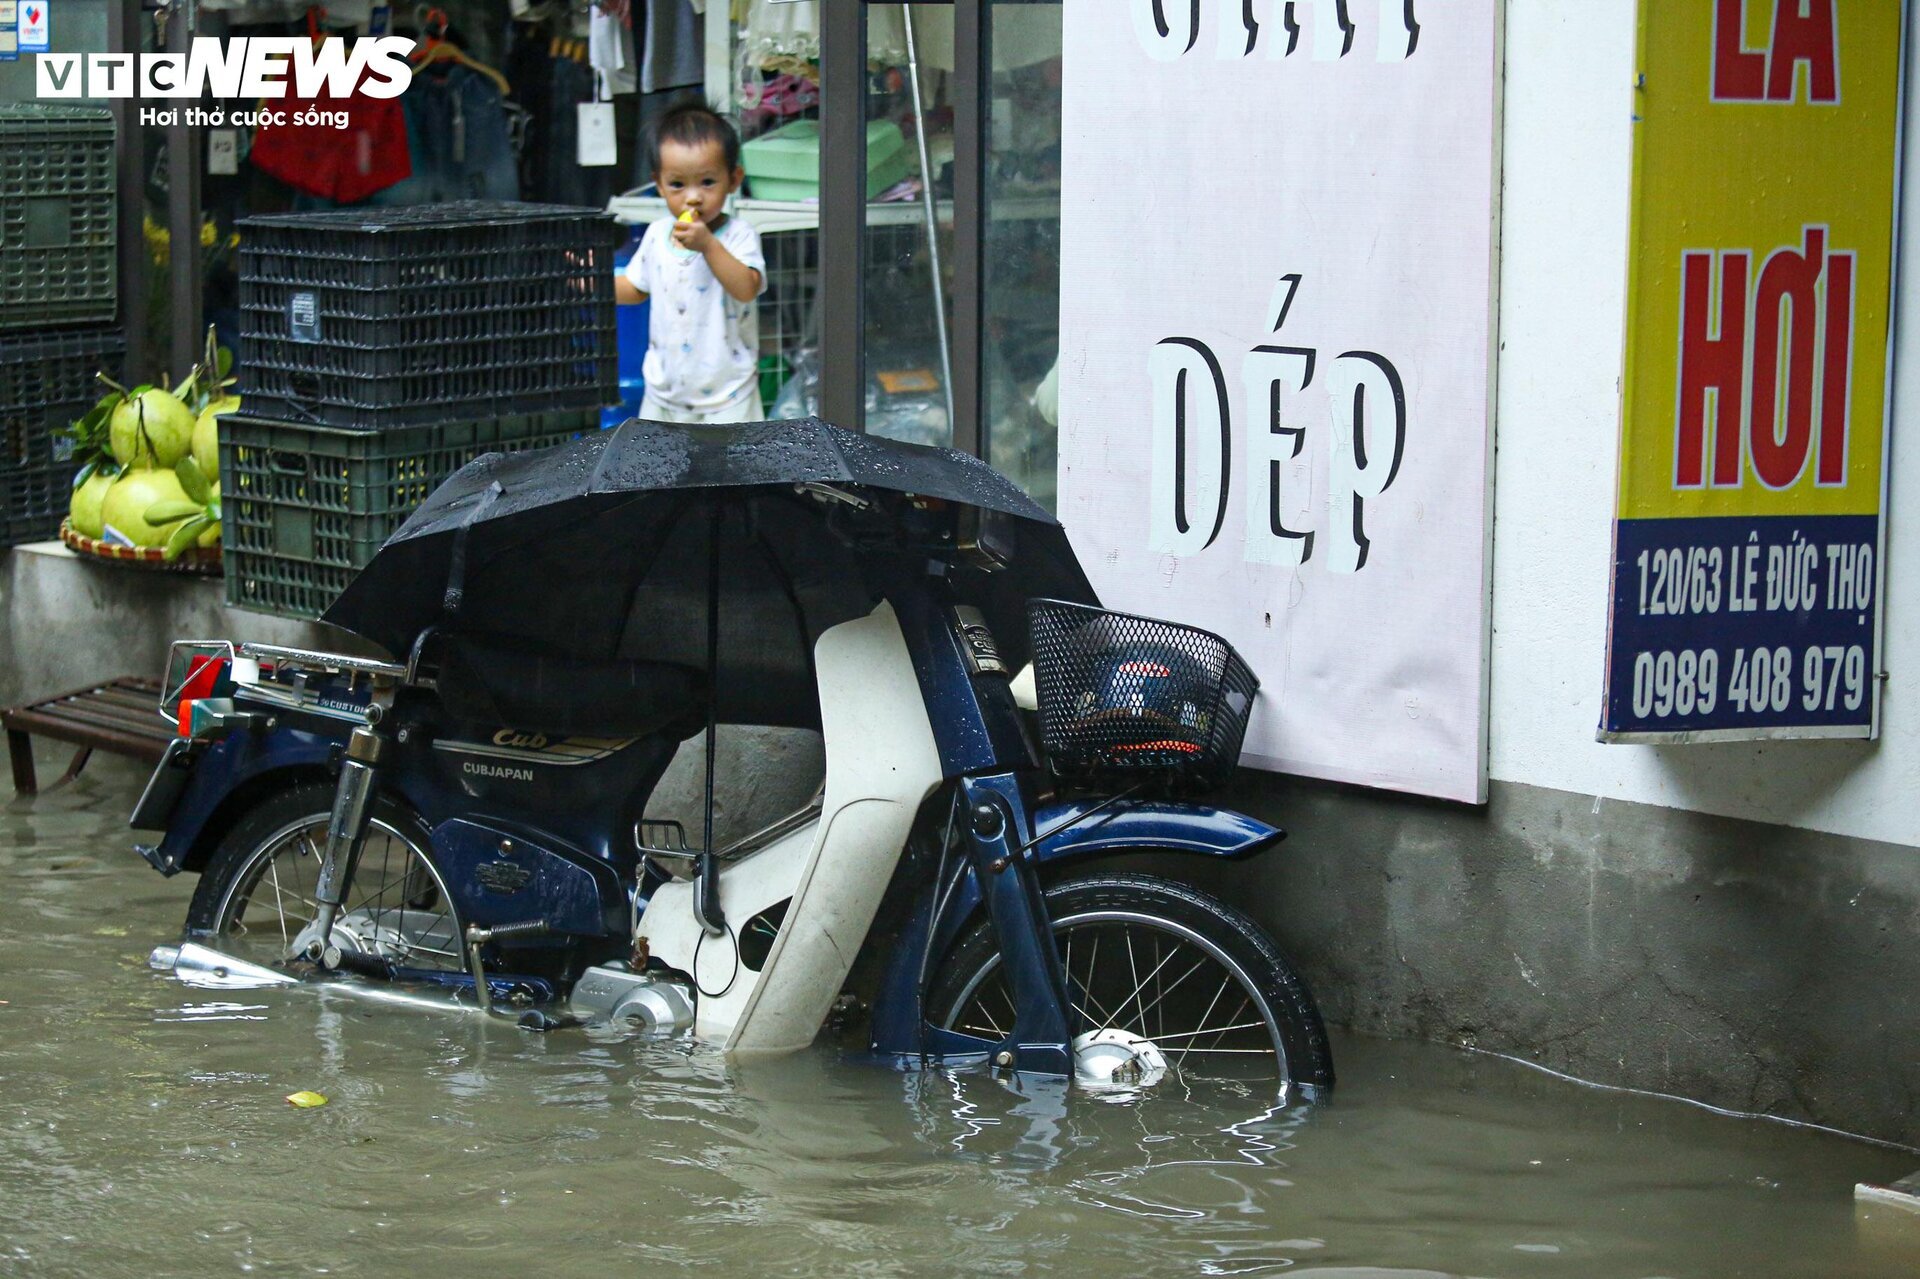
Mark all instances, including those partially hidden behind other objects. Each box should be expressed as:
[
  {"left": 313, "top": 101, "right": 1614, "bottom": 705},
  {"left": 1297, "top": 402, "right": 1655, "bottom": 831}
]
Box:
[{"left": 625, "top": 213, "right": 767, "bottom": 424}]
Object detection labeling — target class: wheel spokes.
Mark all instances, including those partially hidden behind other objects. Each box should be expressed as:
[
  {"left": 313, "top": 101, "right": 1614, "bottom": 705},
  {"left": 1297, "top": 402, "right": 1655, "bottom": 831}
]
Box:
[
  {"left": 223, "top": 818, "right": 461, "bottom": 972},
  {"left": 944, "top": 912, "right": 1285, "bottom": 1084}
]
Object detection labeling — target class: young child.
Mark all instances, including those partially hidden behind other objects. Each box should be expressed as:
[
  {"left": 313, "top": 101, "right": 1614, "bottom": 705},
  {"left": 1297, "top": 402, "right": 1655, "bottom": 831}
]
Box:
[{"left": 615, "top": 104, "right": 767, "bottom": 424}]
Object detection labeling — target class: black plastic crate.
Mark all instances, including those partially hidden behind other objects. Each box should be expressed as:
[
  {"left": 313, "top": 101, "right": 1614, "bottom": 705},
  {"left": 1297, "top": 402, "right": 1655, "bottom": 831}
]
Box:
[
  {"left": 221, "top": 409, "right": 599, "bottom": 619},
  {"left": 1027, "top": 598, "right": 1260, "bottom": 793},
  {"left": 1, "top": 329, "right": 126, "bottom": 547},
  {"left": 236, "top": 202, "right": 620, "bottom": 429},
  {"left": 0, "top": 105, "right": 117, "bottom": 332}
]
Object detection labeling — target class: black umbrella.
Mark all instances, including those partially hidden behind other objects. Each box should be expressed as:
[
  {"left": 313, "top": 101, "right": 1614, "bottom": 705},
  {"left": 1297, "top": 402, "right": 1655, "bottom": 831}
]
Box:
[
  {"left": 324, "top": 416, "right": 1098, "bottom": 731},
  {"left": 326, "top": 416, "right": 1097, "bottom": 934}
]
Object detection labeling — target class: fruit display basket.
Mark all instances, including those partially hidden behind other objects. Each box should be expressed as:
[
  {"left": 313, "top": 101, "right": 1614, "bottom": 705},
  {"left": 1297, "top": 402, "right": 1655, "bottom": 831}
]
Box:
[
  {"left": 1, "top": 327, "right": 126, "bottom": 547},
  {"left": 221, "top": 409, "right": 599, "bottom": 619},
  {"left": 237, "top": 202, "right": 620, "bottom": 430},
  {"left": 0, "top": 105, "right": 117, "bottom": 332},
  {"left": 59, "top": 519, "right": 222, "bottom": 574}
]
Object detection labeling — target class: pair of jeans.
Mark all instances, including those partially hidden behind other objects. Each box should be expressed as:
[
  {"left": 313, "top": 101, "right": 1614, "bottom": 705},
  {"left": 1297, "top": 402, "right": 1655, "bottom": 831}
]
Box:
[
  {"left": 369, "top": 64, "right": 520, "bottom": 206},
  {"left": 539, "top": 57, "right": 618, "bottom": 208}
]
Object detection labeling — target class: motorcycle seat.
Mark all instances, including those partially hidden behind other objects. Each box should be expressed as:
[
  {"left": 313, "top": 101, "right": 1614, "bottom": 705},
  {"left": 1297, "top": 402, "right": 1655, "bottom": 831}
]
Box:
[{"left": 434, "top": 633, "right": 707, "bottom": 739}]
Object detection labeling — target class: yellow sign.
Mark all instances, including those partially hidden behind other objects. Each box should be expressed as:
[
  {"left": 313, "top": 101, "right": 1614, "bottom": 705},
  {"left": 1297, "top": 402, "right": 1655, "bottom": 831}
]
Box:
[
  {"left": 1605, "top": 0, "right": 1904, "bottom": 740},
  {"left": 1622, "top": 0, "right": 1901, "bottom": 519}
]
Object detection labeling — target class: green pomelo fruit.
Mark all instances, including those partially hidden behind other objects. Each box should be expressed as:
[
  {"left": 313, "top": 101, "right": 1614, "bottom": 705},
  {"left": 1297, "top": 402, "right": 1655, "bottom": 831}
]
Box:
[
  {"left": 69, "top": 471, "right": 115, "bottom": 540},
  {"left": 194, "top": 395, "right": 238, "bottom": 482},
  {"left": 100, "top": 469, "right": 191, "bottom": 548},
  {"left": 110, "top": 389, "right": 196, "bottom": 468}
]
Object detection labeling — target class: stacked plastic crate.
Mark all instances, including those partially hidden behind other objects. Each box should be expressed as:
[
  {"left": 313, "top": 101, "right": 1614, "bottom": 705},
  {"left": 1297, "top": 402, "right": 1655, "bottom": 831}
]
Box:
[
  {"left": 227, "top": 201, "right": 621, "bottom": 619},
  {"left": 0, "top": 105, "right": 123, "bottom": 548}
]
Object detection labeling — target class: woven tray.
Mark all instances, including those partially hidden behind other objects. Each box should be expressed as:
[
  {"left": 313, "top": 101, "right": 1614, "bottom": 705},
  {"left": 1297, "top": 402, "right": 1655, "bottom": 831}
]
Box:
[{"left": 60, "top": 519, "right": 223, "bottom": 575}]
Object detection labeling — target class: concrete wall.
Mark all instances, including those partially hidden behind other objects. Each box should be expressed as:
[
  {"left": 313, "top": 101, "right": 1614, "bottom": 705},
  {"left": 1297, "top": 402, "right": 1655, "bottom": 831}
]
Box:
[
  {"left": 0, "top": 544, "right": 354, "bottom": 710},
  {"left": 1184, "top": 771, "right": 1920, "bottom": 1147},
  {"left": 1491, "top": 1, "right": 1920, "bottom": 849}
]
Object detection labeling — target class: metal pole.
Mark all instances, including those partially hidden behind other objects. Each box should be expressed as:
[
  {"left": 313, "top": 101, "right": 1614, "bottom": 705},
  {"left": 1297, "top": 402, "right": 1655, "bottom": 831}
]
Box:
[
  {"left": 165, "top": 0, "right": 203, "bottom": 381},
  {"left": 694, "top": 501, "right": 726, "bottom": 937},
  {"left": 819, "top": 0, "right": 868, "bottom": 429},
  {"left": 107, "top": 0, "right": 147, "bottom": 375},
  {"left": 950, "top": 0, "right": 990, "bottom": 458},
  {"left": 901, "top": 8, "right": 955, "bottom": 434}
]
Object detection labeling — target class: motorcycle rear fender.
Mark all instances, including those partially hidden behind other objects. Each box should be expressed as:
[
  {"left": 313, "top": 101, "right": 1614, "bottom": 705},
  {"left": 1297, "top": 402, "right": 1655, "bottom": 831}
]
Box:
[{"left": 136, "top": 725, "right": 341, "bottom": 876}]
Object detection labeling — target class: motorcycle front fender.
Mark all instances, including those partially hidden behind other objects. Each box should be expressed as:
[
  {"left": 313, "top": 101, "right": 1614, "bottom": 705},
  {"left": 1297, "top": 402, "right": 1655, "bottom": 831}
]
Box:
[
  {"left": 1027, "top": 797, "right": 1284, "bottom": 868},
  {"left": 934, "top": 798, "right": 1283, "bottom": 946},
  {"left": 935, "top": 798, "right": 1283, "bottom": 965}
]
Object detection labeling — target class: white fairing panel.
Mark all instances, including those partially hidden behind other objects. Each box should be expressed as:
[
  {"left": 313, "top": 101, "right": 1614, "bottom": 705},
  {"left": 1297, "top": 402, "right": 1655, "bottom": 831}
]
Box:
[{"left": 637, "top": 602, "right": 944, "bottom": 1053}]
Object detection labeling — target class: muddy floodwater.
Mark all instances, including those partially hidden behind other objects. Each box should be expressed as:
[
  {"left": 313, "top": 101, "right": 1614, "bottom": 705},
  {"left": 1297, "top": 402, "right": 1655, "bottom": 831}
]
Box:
[{"left": 2, "top": 756, "right": 1915, "bottom": 1277}]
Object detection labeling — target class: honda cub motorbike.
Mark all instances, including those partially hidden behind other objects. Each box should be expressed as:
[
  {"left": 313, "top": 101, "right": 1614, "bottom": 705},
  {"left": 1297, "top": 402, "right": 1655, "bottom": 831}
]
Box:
[{"left": 134, "top": 419, "right": 1334, "bottom": 1098}]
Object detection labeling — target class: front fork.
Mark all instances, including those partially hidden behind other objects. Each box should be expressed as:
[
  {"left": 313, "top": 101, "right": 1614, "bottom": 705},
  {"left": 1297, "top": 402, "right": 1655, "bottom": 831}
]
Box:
[
  {"left": 874, "top": 773, "right": 1079, "bottom": 1075},
  {"left": 301, "top": 723, "right": 386, "bottom": 963}
]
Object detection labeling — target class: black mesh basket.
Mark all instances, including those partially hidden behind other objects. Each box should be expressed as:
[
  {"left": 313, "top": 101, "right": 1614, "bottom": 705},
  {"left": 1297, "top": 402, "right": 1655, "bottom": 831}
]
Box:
[{"left": 1027, "top": 598, "right": 1259, "bottom": 793}]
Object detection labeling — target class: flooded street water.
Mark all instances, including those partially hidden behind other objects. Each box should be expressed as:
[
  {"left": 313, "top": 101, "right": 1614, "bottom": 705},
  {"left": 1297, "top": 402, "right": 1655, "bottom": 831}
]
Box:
[{"left": 2, "top": 756, "right": 1914, "bottom": 1278}]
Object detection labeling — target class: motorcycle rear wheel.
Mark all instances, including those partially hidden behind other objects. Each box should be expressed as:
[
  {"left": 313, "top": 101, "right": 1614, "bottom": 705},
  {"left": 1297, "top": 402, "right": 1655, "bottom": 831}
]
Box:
[
  {"left": 929, "top": 872, "right": 1333, "bottom": 1096},
  {"left": 184, "top": 782, "right": 465, "bottom": 974}
]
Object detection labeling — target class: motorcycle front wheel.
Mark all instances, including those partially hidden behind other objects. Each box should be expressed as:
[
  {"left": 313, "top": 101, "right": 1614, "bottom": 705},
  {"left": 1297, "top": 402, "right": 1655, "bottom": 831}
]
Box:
[
  {"left": 184, "top": 782, "right": 466, "bottom": 974},
  {"left": 929, "top": 873, "right": 1334, "bottom": 1096}
]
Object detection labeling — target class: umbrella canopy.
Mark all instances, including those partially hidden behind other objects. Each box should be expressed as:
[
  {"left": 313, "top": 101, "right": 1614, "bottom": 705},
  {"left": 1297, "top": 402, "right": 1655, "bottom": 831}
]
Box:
[{"left": 323, "top": 417, "right": 1098, "bottom": 730}]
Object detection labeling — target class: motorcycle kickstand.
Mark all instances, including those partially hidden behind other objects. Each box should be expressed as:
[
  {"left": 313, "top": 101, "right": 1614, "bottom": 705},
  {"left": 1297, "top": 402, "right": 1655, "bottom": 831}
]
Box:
[{"left": 302, "top": 723, "right": 387, "bottom": 967}]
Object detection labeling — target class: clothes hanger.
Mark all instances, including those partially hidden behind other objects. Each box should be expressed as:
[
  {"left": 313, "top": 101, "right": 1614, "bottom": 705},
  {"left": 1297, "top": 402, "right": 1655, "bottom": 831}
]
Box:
[{"left": 409, "top": 7, "right": 514, "bottom": 97}]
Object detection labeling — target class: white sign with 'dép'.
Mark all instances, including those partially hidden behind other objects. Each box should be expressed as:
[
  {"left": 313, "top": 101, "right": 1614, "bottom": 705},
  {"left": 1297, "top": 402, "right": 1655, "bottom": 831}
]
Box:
[{"left": 1057, "top": 0, "right": 1502, "bottom": 802}]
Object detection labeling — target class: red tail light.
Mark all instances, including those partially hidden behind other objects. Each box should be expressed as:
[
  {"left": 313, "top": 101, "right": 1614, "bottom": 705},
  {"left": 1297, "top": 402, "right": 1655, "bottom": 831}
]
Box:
[{"left": 175, "top": 656, "right": 229, "bottom": 734}]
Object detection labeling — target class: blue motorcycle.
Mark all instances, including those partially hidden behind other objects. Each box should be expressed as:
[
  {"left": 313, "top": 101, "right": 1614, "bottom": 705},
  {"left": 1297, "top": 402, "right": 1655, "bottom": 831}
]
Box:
[{"left": 137, "top": 419, "right": 1332, "bottom": 1098}]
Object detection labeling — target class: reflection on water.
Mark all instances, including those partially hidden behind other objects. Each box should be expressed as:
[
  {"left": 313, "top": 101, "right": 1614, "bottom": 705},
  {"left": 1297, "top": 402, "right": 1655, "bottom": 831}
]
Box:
[{"left": 3, "top": 758, "right": 1915, "bottom": 1277}]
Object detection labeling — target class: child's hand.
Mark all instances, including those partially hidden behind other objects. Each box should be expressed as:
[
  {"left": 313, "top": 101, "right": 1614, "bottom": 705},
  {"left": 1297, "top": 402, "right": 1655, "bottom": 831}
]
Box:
[{"left": 672, "top": 214, "right": 715, "bottom": 254}]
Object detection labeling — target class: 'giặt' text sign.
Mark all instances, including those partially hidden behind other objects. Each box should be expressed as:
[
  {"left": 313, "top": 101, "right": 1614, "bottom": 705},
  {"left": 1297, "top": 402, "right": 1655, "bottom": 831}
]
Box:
[{"left": 1603, "top": 0, "right": 1904, "bottom": 741}]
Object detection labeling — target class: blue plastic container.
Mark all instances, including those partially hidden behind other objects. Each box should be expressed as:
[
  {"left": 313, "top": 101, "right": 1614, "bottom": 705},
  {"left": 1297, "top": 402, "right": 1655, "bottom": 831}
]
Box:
[{"left": 605, "top": 228, "right": 649, "bottom": 427}]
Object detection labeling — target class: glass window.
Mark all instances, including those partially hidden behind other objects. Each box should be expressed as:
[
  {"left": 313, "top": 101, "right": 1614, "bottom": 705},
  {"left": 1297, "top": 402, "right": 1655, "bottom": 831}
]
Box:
[
  {"left": 858, "top": 4, "right": 958, "bottom": 450},
  {"left": 982, "top": 3, "right": 1063, "bottom": 509},
  {"left": 742, "top": 4, "right": 957, "bottom": 447}
]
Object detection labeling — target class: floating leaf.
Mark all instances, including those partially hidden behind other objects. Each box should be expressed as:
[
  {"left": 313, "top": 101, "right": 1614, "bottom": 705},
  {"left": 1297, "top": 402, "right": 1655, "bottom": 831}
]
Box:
[{"left": 284, "top": 1090, "right": 329, "bottom": 1109}]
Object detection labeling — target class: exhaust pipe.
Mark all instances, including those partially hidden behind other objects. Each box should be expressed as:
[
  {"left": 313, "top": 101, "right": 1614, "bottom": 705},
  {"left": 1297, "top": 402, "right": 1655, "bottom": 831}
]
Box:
[
  {"left": 149, "top": 941, "right": 489, "bottom": 1017},
  {"left": 150, "top": 942, "right": 298, "bottom": 989}
]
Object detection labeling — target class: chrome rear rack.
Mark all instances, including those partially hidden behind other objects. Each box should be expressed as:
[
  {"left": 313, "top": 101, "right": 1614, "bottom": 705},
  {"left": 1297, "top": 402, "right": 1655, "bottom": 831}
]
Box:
[{"left": 237, "top": 643, "right": 407, "bottom": 680}]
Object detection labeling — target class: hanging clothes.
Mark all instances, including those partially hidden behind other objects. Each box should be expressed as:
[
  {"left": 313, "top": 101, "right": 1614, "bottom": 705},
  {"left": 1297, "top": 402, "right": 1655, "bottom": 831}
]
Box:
[
  {"left": 641, "top": 0, "right": 704, "bottom": 94},
  {"left": 369, "top": 62, "right": 521, "bottom": 205},
  {"left": 590, "top": 3, "right": 637, "bottom": 97},
  {"left": 738, "top": 1, "right": 910, "bottom": 69},
  {"left": 250, "top": 83, "right": 411, "bottom": 204}
]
